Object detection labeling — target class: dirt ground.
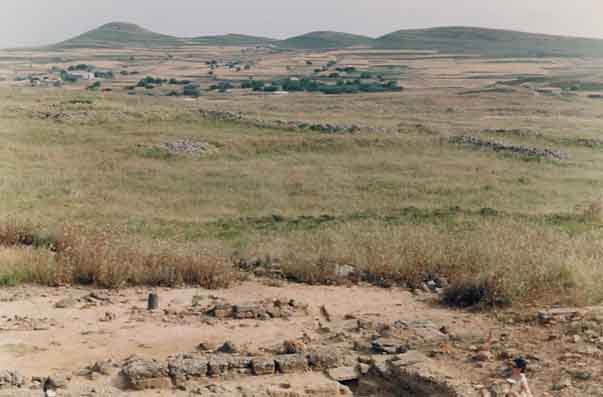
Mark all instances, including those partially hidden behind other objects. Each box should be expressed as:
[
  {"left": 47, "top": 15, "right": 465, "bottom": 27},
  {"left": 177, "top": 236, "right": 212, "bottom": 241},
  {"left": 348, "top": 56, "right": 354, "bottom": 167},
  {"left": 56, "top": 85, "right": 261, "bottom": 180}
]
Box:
[{"left": 1, "top": 278, "right": 602, "bottom": 396}]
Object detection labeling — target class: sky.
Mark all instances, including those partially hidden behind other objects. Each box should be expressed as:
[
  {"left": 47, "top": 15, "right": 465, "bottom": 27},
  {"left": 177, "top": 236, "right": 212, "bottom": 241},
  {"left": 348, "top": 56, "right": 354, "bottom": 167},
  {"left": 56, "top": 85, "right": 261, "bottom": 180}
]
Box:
[{"left": 2, "top": 0, "right": 602, "bottom": 48}]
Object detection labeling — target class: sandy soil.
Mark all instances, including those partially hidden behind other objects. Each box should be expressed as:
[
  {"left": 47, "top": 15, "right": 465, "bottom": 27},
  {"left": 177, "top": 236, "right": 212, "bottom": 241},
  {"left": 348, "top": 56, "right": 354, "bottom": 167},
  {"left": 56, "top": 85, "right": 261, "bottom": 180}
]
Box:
[{"left": 1, "top": 280, "right": 602, "bottom": 396}]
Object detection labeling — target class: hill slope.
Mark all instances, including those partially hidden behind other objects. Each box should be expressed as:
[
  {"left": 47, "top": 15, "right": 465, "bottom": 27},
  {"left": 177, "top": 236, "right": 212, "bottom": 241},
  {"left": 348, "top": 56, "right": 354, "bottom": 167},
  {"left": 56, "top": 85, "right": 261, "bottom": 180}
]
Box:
[
  {"left": 278, "top": 31, "right": 374, "bottom": 49},
  {"left": 375, "top": 26, "right": 603, "bottom": 57},
  {"left": 191, "top": 34, "right": 277, "bottom": 46},
  {"left": 54, "top": 22, "right": 183, "bottom": 48}
]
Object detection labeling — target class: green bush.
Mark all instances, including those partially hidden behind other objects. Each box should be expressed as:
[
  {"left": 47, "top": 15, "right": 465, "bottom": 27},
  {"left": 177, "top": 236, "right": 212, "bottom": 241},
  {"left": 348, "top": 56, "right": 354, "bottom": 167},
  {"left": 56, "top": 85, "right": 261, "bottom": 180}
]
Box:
[{"left": 183, "top": 84, "right": 201, "bottom": 97}]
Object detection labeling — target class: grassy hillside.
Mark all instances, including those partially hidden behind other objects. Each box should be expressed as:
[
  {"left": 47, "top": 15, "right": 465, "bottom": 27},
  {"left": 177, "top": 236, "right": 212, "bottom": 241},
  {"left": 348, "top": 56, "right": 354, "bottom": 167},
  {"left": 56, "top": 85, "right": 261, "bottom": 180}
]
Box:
[
  {"left": 191, "top": 34, "right": 277, "bottom": 46},
  {"left": 52, "top": 23, "right": 603, "bottom": 56},
  {"left": 375, "top": 26, "right": 603, "bottom": 57},
  {"left": 278, "top": 31, "right": 374, "bottom": 49},
  {"left": 54, "top": 22, "right": 184, "bottom": 49}
]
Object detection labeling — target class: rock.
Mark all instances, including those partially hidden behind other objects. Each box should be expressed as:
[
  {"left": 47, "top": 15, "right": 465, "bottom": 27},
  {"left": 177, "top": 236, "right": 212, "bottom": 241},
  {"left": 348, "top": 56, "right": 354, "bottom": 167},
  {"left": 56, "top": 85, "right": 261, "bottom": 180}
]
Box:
[
  {"left": 320, "top": 305, "right": 332, "bottom": 322},
  {"left": 207, "top": 355, "right": 229, "bottom": 378},
  {"left": 274, "top": 354, "right": 308, "bottom": 374},
  {"left": 44, "top": 374, "right": 68, "bottom": 390},
  {"left": 90, "top": 360, "right": 113, "bottom": 376},
  {"left": 54, "top": 297, "right": 77, "bottom": 309},
  {"left": 84, "top": 291, "right": 112, "bottom": 304},
  {"left": 207, "top": 304, "right": 233, "bottom": 319},
  {"left": 196, "top": 342, "right": 217, "bottom": 352},
  {"left": 327, "top": 367, "right": 359, "bottom": 382},
  {"left": 357, "top": 319, "right": 374, "bottom": 330},
  {"left": 251, "top": 357, "right": 275, "bottom": 376},
  {"left": 307, "top": 347, "right": 345, "bottom": 370},
  {"left": 449, "top": 135, "right": 568, "bottom": 161},
  {"left": 168, "top": 354, "right": 208, "bottom": 384},
  {"left": 335, "top": 264, "right": 355, "bottom": 278},
  {"left": 571, "top": 370, "right": 592, "bottom": 381},
  {"left": 372, "top": 338, "right": 409, "bottom": 354},
  {"left": 387, "top": 351, "right": 479, "bottom": 396},
  {"left": 121, "top": 358, "right": 171, "bottom": 390},
  {"left": 233, "top": 304, "right": 262, "bottom": 319},
  {"left": 227, "top": 356, "right": 253, "bottom": 376},
  {"left": 0, "top": 370, "right": 25, "bottom": 389},
  {"left": 217, "top": 341, "right": 238, "bottom": 354},
  {"left": 100, "top": 312, "right": 116, "bottom": 322}
]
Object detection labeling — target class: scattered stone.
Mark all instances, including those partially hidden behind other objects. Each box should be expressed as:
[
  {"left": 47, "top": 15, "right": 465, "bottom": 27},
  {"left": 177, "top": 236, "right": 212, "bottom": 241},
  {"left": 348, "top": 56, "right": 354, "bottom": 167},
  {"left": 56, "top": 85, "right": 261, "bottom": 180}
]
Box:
[
  {"left": 99, "top": 312, "right": 116, "bottom": 322},
  {"left": 449, "top": 135, "right": 568, "bottom": 161},
  {"left": 162, "top": 139, "right": 218, "bottom": 156},
  {"left": 0, "top": 370, "right": 25, "bottom": 389}
]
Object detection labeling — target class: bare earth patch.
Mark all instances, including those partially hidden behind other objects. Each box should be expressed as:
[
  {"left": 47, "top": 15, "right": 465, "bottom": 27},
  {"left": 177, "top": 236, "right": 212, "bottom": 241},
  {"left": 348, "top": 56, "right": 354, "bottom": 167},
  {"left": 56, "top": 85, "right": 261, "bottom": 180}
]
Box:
[{"left": 1, "top": 281, "right": 602, "bottom": 396}]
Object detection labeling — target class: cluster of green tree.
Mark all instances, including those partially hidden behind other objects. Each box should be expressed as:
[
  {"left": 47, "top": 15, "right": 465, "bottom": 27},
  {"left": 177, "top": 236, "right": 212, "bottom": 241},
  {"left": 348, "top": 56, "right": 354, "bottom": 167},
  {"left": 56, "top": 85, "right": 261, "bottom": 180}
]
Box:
[
  {"left": 209, "top": 82, "right": 234, "bottom": 92},
  {"left": 335, "top": 66, "right": 356, "bottom": 73},
  {"left": 168, "top": 78, "right": 192, "bottom": 85},
  {"left": 136, "top": 76, "right": 168, "bottom": 89},
  {"left": 68, "top": 64, "right": 95, "bottom": 72},
  {"left": 59, "top": 70, "right": 78, "bottom": 82},
  {"left": 182, "top": 84, "right": 201, "bottom": 97},
  {"left": 241, "top": 77, "right": 402, "bottom": 95},
  {"left": 94, "top": 71, "right": 114, "bottom": 79}
]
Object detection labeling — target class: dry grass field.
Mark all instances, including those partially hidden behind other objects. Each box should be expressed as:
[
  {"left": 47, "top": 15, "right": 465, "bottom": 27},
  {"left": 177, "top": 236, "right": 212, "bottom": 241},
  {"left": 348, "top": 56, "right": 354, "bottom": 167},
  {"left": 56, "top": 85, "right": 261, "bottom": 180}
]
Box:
[{"left": 2, "top": 45, "right": 603, "bottom": 307}]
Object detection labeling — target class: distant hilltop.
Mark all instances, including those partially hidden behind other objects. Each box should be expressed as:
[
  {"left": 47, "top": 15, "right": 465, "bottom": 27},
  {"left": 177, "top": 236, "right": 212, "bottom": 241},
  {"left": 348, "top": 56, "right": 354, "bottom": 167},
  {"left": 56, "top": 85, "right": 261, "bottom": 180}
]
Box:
[{"left": 51, "top": 22, "right": 603, "bottom": 57}]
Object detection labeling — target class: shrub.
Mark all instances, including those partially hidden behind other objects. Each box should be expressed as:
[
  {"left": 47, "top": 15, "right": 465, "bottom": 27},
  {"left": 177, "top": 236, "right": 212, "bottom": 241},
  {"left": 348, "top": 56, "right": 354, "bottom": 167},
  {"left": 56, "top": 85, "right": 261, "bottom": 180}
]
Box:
[
  {"left": 87, "top": 81, "right": 101, "bottom": 91},
  {"left": 182, "top": 84, "right": 201, "bottom": 97},
  {"left": 136, "top": 76, "right": 167, "bottom": 87}
]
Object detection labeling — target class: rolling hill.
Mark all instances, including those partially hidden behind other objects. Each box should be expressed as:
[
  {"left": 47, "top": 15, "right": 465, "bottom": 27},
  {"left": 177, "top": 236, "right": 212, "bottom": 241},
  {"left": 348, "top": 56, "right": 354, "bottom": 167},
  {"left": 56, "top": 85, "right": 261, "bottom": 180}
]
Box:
[
  {"left": 191, "top": 34, "right": 277, "bottom": 46},
  {"left": 277, "top": 31, "right": 374, "bottom": 50},
  {"left": 54, "top": 22, "right": 183, "bottom": 48},
  {"left": 51, "top": 23, "right": 603, "bottom": 57},
  {"left": 374, "top": 26, "right": 603, "bottom": 57}
]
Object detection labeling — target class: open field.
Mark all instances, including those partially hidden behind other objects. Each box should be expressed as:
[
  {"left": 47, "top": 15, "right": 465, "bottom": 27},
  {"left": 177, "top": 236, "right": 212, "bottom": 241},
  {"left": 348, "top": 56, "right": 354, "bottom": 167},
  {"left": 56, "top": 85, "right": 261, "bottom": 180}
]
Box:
[
  {"left": 3, "top": 41, "right": 603, "bottom": 395},
  {"left": 3, "top": 46, "right": 603, "bottom": 302}
]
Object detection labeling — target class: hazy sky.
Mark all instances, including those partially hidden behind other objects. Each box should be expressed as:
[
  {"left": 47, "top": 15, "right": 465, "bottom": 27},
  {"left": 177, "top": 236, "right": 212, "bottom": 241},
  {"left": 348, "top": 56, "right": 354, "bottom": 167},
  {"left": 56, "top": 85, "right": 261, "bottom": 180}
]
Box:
[{"left": 2, "top": 0, "right": 602, "bottom": 48}]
